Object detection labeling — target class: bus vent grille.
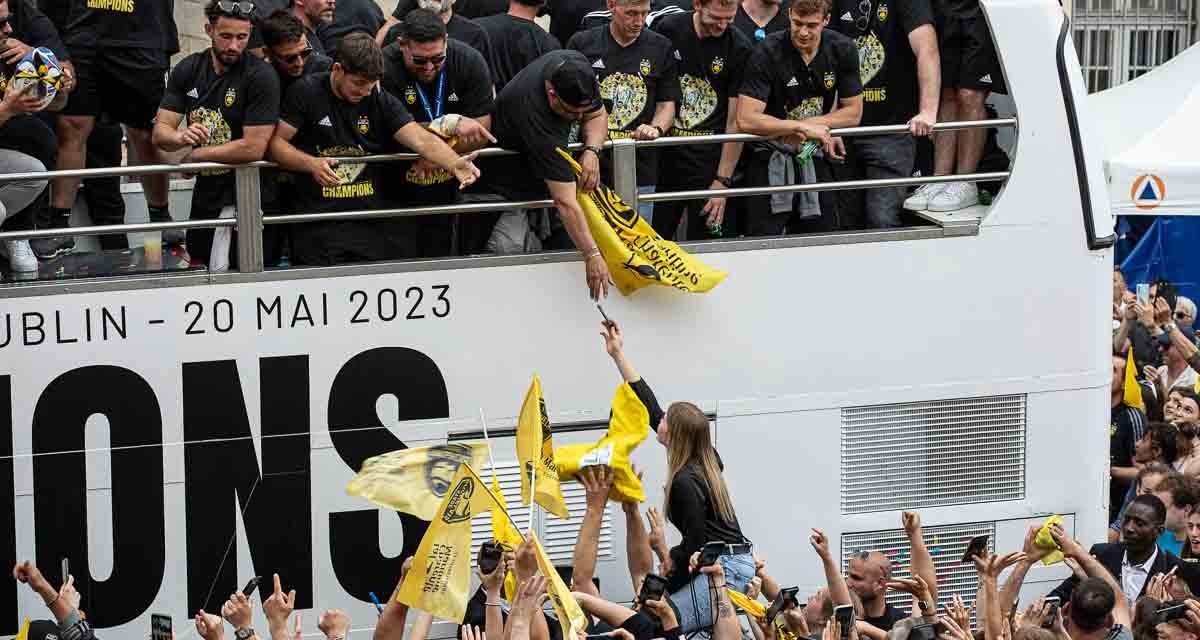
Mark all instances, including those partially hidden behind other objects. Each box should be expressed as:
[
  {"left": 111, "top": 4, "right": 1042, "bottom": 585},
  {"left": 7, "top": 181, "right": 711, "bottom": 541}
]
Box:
[{"left": 841, "top": 395, "right": 1026, "bottom": 514}]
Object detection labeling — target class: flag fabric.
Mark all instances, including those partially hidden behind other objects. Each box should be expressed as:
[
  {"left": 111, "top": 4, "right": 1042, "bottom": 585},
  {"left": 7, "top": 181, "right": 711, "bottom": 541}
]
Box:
[
  {"left": 490, "top": 475, "right": 523, "bottom": 600},
  {"left": 1124, "top": 347, "right": 1146, "bottom": 412},
  {"left": 346, "top": 443, "right": 489, "bottom": 520},
  {"left": 517, "top": 376, "right": 569, "bottom": 519},
  {"left": 397, "top": 463, "right": 507, "bottom": 621},
  {"left": 531, "top": 532, "right": 589, "bottom": 640},
  {"left": 555, "top": 148, "right": 727, "bottom": 296},
  {"left": 555, "top": 382, "right": 650, "bottom": 503},
  {"left": 13, "top": 619, "right": 29, "bottom": 640},
  {"left": 727, "top": 589, "right": 765, "bottom": 619},
  {"left": 1033, "top": 514, "right": 1065, "bottom": 566}
]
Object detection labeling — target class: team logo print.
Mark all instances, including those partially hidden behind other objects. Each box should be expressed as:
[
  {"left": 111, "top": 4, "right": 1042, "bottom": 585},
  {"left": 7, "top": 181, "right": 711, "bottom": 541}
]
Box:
[
  {"left": 639, "top": 58, "right": 652, "bottom": 76},
  {"left": 710, "top": 57, "right": 724, "bottom": 75},
  {"left": 404, "top": 87, "right": 417, "bottom": 105},
  {"left": 876, "top": 3, "right": 889, "bottom": 22},
  {"left": 357, "top": 115, "right": 370, "bottom": 135},
  {"left": 189, "top": 107, "right": 232, "bottom": 176},
  {"left": 601, "top": 72, "right": 648, "bottom": 130},
  {"left": 1130, "top": 174, "right": 1166, "bottom": 210},
  {"left": 855, "top": 32, "right": 885, "bottom": 85},
  {"left": 787, "top": 97, "right": 824, "bottom": 121},
  {"left": 824, "top": 71, "right": 835, "bottom": 90},
  {"left": 224, "top": 87, "right": 236, "bottom": 107},
  {"left": 441, "top": 476, "right": 475, "bottom": 523},
  {"left": 677, "top": 74, "right": 718, "bottom": 129}
]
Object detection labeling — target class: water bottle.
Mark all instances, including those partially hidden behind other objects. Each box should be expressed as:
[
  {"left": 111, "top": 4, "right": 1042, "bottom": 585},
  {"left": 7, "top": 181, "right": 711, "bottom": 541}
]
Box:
[{"left": 795, "top": 140, "right": 820, "bottom": 166}]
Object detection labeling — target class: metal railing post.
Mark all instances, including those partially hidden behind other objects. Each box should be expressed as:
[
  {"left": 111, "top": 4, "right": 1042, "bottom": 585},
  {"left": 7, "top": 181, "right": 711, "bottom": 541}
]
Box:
[
  {"left": 611, "top": 138, "right": 639, "bottom": 210},
  {"left": 235, "top": 166, "right": 265, "bottom": 273}
]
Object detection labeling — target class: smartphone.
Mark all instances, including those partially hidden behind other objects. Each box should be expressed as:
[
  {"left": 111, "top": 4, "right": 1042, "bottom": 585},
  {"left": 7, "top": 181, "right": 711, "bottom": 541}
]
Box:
[
  {"left": 151, "top": 614, "right": 172, "bottom": 640},
  {"left": 1041, "top": 596, "right": 1062, "bottom": 629},
  {"left": 61, "top": 558, "right": 69, "bottom": 582},
  {"left": 242, "top": 576, "right": 262, "bottom": 596},
  {"left": 908, "top": 623, "right": 938, "bottom": 640},
  {"left": 597, "top": 304, "right": 614, "bottom": 328},
  {"left": 834, "top": 604, "right": 855, "bottom": 640},
  {"left": 1138, "top": 283, "right": 1151, "bottom": 306},
  {"left": 765, "top": 587, "right": 800, "bottom": 624},
  {"left": 478, "top": 541, "right": 502, "bottom": 575},
  {"left": 638, "top": 574, "right": 668, "bottom": 604},
  {"left": 961, "top": 535, "right": 990, "bottom": 563},
  {"left": 697, "top": 542, "right": 725, "bottom": 568},
  {"left": 1157, "top": 601, "right": 1189, "bottom": 624}
]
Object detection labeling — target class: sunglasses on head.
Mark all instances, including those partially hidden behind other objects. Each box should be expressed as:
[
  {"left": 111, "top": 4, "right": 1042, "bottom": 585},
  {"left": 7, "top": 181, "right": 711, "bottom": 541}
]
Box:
[
  {"left": 410, "top": 52, "right": 447, "bottom": 66},
  {"left": 855, "top": 0, "right": 871, "bottom": 32},
  {"left": 278, "top": 47, "right": 313, "bottom": 64},
  {"left": 216, "top": 1, "right": 256, "bottom": 16}
]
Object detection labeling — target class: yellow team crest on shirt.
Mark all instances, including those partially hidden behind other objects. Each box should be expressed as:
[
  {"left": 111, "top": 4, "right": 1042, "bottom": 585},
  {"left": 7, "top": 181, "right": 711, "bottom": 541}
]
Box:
[
  {"left": 876, "top": 2, "right": 889, "bottom": 22},
  {"left": 639, "top": 58, "right": 652, "bottom": 76},
  {"left": 404, "top": 86, "right": 417, "bottom": 105},
  {"left": 224, "top": 87, "right": 236, "bottom": 107},
  {"left": 710, "top": 57, "right": 724, "bottom": 75},
  {"left": 357, "top": 115, "right": 370, "bottom": 134},
  {"left": 824, "top": 71, "right": 835, "bottom": 89}
]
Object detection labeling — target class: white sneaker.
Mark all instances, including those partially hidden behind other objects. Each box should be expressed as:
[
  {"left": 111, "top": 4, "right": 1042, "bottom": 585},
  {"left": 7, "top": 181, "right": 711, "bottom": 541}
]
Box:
[
  {"left": 903, "top": 183, "right": 946, "bottom": 211},
  {"left": 927, "top": 181, "right": 979, "bottom": 212},
  {"left": 5, "top": 240, "right": 38, "bottom": 272}
]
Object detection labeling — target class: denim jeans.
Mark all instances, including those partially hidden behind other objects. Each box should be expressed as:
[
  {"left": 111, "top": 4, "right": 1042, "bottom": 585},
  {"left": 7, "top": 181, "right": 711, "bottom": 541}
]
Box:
[
  {"left": 669, "top": 552, "right": 757, "bottom": 634},
  {"left": 832, "top": 134, "right": 916, "bottom": 229},
  {"left": 637, "top": 185, "right": 655, "bottom": 224}
]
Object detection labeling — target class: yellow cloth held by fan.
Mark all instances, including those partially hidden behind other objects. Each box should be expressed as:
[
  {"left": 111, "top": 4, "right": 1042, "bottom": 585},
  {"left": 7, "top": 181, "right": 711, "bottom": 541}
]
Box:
[
  {"left": 1124, "top": 347, "right": 1145, "bottom": 412},
  {"left": 728, "top": 589, "right": 766, "bottom": 620},
  {"left": 554, "top": 382, "right": 649, "bottom": 503},
  {"left": 1034, "top": 514, "right": 1065, "bottom": 565}
]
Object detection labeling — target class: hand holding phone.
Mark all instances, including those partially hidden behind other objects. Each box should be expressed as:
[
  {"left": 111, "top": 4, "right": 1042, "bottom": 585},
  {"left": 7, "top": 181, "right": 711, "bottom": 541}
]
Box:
[
  {"left": 1041, "top": 596, "right": 1062, "bottom": 629},
  {"left": 151, "top": 614, "right": 172, "bottom": 640},
  {"left": 1138, "top": 283, "right": 1151, "bottom": 307},
  {"left": 833, "top": 604, "right": 855, "bottom": 640},
  {"left": 242, "top": 576, "right": 262, "bottom": 596},
  {"left": 697, "top": 542, "right": 725, "bottom": 569},
  {"left": 765, "top": 587, "right": 800, "bottom": 625},
  {"left": 638, "top": 574, "right": 668, "bottom": 604},
  {"left": 961, "top": 535, "right": 990, "bottom": 563}
]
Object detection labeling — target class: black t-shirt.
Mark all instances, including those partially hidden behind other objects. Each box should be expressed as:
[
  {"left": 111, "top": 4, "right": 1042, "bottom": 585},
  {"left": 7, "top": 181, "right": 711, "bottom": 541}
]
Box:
[
  {"left": 161, "top": 51, "right": 281, "bottom": 218},
  {"left": 280, "top": 52, "right": 335, "bottom": 95},
  {"left": 0, "top": 0, "right": 69, "bottom": 92},
  {"left": 319, "top": 0, "right": 386, "bottom": 54},
  {"left": 738, "top": 30, "right": 860, "bottom": 122},
  {"left": 280, "top": 72, "right": 415, "bottom": 213},
  {"left": 567, "top": 25, "right": 679, "bottom": 186},
  {"left": 547, "top": 0, "right": 605, "bottom": 47},
  {"left": 454, "top": 0, "right": 510, "bottom": 19},
  {"left": 262, "top": 52, "right": 334, "bottom": 215},
  {"left": 479, "top": 49, "right": 599, "bottom": 200},
  {"left": 382, "top": 13, "right": 494, "bottom": 65},
  {"left": 864, "top": 604, "right": 907, "bottom": 632},
  {"left": 63, "top": 0, "right": 176, "bottom": 53},
  {"left": 664, "top": 462, "right": 747, "bottom": 593},
  {"left": 1110, "top": 403, "right": 1146, "bottom": 517},
  {"left": 476, "top": 13, "right": 562, "bottom": 90},
  {"left": 933, "top": 0, "right": 979, "bottom": 19},
  {"left": 382, "top": 39, "right": 494, "bottom": 199},
  {"left": 828, "top": 0, "right": 932, "bottom": 126},
  {"left": 731, "top": 2, "right": 789, "bottom": 43},
  {"left": 651, "top": 11, "right": 751, "bottom": 184}
]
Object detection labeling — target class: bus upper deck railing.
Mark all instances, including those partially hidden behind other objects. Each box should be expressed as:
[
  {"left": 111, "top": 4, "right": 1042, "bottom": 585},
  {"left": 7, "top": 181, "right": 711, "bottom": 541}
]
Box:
[{"left": 0, "top": 119, "right": 1015, "bottom": 274}]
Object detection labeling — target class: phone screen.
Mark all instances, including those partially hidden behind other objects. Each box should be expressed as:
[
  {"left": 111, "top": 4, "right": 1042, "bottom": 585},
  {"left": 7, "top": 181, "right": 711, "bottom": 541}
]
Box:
[
  {"left": 834, "top": 604, "right": 854, "bottom": 640},
  {"left": 60, "top": 558, "right": 69, "bottom": 582},
  {"left": 242, "top": 577, "right": 261, "bottom": 596},
  {"left": 479, "top": 543, "right": 501, "bottom": 574},
  {"left": 1138, "top": 283, "right": 1151, "bottom": 306},
  {"left": 151, "top": 614, "right": 172, "bottom": 640},
  {"left": 639, "top": 574, "right": 668, "bottom": 603}
]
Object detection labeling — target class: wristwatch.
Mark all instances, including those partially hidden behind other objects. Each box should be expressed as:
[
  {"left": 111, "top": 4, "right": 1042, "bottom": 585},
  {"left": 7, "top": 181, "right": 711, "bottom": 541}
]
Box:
[
  {"left": 235, "top": 628, "right": 256, "bottom": 640},
  {"left": 714, "top": 175, "right": 733, "bottom": 188},
  {"left": 1164, "top": 322, "right": 1178, "bottom": 333},
  {"left": 917, "top": 600, "right": 933, "bottom": 614}
]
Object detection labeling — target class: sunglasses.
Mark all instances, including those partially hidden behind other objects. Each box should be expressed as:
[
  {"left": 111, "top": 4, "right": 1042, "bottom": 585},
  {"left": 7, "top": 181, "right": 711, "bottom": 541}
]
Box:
[
  {"left": 855, "top": 0, "right": 871, "bottom": 32},
  {"left": 410, "top": 52, "right": 447, "bottom": 67},
  {"left": 216, "top": 0, "right": 256, "bottom": 14},
  {"left": 1176, "top": 312, "right": 1190, "bottom": 319},
  {"left": 278, "top": 46, "right": 313, "bottom": 65}
]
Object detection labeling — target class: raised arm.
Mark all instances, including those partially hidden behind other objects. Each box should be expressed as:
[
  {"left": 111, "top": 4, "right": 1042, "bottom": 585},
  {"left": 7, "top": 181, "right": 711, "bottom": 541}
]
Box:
[
  {"left": 903, "top": 512, "right": 938, "bottom": 605},
  {"left": 602, "top": 321, "right": 665, "bottom": 432},
  {"left": 1051, "top": 526, "right": 1131, "bottom": 627},
  {"left": 703, "top": 562, "right": 742, "bottom": 640},
  {"left": 479, "top": 554, "right": 509, "bottom": 640},
  {"left": 1000, "top": 526, "right": 1050, "bottom": 619},
  {"left": 374, "top": 557, "right": 413, "bottom": 640},
  {"left": 263, "top": 573, "right": 298, "bottom": 640},
  {"left": 811, "top": 529, "right": 852, "bottom": 606},
  {"left": 623, "top": 497, "right": 655, "bottom": 592},
  {"left": 572, "top": 465, "right": 614, "bottom": 596}
]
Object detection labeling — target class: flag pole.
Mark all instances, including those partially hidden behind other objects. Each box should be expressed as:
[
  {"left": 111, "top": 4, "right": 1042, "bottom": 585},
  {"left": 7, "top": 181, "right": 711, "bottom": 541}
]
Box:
[
  {"left": 529, "top": 461, "right": 536, "bottom": 527},
  {"left": 476, "top": 408, "right": 523, "bottom": 534}
]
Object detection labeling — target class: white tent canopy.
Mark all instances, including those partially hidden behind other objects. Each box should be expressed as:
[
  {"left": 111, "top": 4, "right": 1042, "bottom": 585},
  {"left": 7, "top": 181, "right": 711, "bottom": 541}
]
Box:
[{"left": 1088, "top": 43, "right": 1200, "bottom": 216}]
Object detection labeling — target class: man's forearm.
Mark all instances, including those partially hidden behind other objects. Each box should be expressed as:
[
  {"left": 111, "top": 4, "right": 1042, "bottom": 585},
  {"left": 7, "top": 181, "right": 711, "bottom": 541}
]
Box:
[
  {"left": 909, "top": 529, "right": 938, "bottom": 603},
  {"left": 485, "top": 588, "right": 505, "bottom": 640},
  {"left": 810, "top": 104, "right": 862, "bottom": 130},
  {"left": 820, "top": 554, "right": 852, "bottom": 606},
  {"left": 555, "top": 197, "right": 599, "bottom": 253},
  {"left": 1111, "top": 466, "right": 1138, "bottom": 481},
  {"left": 571, "top": 503, "right": 605, "bottom": 593},
  {"left": 999, "top": 560, "right": 1032, "bottom": 619},
  {"left": 736, "top": 110, "right": 797, "bottom": 138},
  {"left": 269, "top": 137, "right": 316, "bottom": 173},
  {"left": 407, "top": 127, "right": 464, "bottom": 173},
  {"left": 153, "top": 124, "right": 188, "bottom": 153},
  {"left": 373, "top": 599, "right": 409, "bottom": 640},
  {"left": 915, "top": 46, "right": 940, "bottom": 116},
  {"left": 189, "top": 139, "right": 267, "bottom": 166},
  {"left": 651, "top": 102, "right": 675, "bottom": 133},
  {"left": 716, "top": 105, "right": 742, "bottom": 178},
  {"left": 624, "top": 506, "right": 654, "bottom": 588}
]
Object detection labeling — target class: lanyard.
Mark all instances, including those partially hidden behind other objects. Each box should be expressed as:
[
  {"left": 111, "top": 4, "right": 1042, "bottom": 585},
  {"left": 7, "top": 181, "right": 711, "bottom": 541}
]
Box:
[{"left": 413, "top": 68, "right": 446, "bottom": 122}]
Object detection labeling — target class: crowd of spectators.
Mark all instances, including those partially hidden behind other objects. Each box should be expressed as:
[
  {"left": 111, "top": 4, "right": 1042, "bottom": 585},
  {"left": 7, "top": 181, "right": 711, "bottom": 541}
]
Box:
[{"left": 0, "top": 0, "right": 1010, "bottom": 293}]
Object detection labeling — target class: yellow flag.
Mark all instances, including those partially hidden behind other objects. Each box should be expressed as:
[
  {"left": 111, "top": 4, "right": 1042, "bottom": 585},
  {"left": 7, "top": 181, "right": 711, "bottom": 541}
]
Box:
[
  {"left": 555, "top": 148, "right": 727, "bottom": 296},
  {"left": 490, "top": 475, "right": 523, "bottom": 600},
  {"left": 13, "top": 619, "right": 29, "bottom": 640},
  {"left": 531, "top": 532, "right": 588, "bottom": 640},
  {"left": 1033, "top": 514, "right": 1065, "bottom": 566},
  {"left": 346, "top": 443, "right": 489, "bottom": 520},
  {"left": 555, "top": 382, "right": 650, "bottom": 503},
  {"left": 398, "top": 463, "right": 506, "bottom": 621},
  {"left": 1124, "top": 347, "right": 1146, "bottom": 412},
  {"left": 728, "top": 589, "right": 766, "bottom": 620},
  {"left": 517, "top": 376, "right": 569, "bottom": 519}
]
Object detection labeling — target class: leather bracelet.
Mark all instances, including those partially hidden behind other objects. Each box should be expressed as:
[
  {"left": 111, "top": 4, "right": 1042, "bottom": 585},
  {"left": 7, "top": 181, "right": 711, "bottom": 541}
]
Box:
[
  {"left": 582, "top": 145, "right": 602, "bottom": 158},
  {"left": 486, "top": 602, "right": 503, "bottom": 607},
  {"left": 584, "top": 247, "right": 601, "bottom": 259}
]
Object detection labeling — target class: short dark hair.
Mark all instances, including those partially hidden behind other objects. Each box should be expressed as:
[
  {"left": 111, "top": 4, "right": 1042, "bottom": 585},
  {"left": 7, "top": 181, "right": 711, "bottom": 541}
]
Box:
[
  {"left": 1153, "top": 279, "right": 1179, "bottom": 311},
  {"left": 790, "top": 0, "right": 832, "bottom": 17},
  {"left": 1156, "top": 472, "right": 1197, "bottom": 510},
  {"left": 336, "top": 32, "right": 385, "bottom": 80},
  {"left": 1131, "top": 493, "right": 1168, "bottom": 526},
  {"left": 1171, "top": 387, "right": 1200, "bottom": 407},
  {"left": 1069, "top": 577, "right": 1115, "bottom": 633},
  {"left": 400, "top": 9, "right": 447, "bottom": 43},
  {"left": 205, "top": 0, "right": 253, "bottom": 23},
  {"left": 513, "top": 0, "right": 546, "bottom": 9},
  {"left": 1138, "top": 462, "right": 1173, "bottom": 488},
  {"left": 1146, "top": 422, "right": 1180, "bottom": 465},
  {"left": 259, "top": 9, "right": 306, "bottom": 48}
]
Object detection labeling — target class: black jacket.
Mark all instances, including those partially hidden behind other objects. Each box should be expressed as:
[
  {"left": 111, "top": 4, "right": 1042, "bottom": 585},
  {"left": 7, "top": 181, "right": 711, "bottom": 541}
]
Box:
[{"left": 1048, "top": 543, "right": 1200, "bottom": 602}]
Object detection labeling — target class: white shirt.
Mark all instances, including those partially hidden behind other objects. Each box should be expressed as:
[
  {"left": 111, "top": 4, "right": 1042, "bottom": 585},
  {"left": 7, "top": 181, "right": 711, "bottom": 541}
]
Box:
[
  {"left": 1152, "top": 364, "right": 1199, "bottom": 398},
  {"left": 1121, "top": 547, "right": 1158, "bottom": 604}
]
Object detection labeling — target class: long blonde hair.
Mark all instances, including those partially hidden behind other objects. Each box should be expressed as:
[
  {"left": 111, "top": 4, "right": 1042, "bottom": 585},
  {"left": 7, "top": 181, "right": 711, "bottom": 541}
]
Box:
[{"left": 663, "top": 402, "right": 737, "bottom": 525}]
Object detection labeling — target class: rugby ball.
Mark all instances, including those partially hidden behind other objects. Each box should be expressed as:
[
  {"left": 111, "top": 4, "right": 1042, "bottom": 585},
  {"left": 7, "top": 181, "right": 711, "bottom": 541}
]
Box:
[{"left": 10, "top": 47, "right": 63, "bottom": 110}]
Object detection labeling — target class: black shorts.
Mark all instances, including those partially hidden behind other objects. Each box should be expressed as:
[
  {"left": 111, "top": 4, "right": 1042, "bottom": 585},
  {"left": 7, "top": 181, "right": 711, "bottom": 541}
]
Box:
[
  {"left": 937, "top": 11, "right": 1007, "bottom": 94},
  {"left": 619, "top": 611, "right": 662, "bottom": 640},
  {"left": 62, "top": 47, "right": 167, "bottom": 130}
]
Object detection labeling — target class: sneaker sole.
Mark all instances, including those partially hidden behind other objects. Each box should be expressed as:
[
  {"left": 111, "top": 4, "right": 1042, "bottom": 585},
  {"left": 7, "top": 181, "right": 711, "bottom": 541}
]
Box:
[
  {"left": 33, "top": 245, "right": 75, "bottom": 260},
  {"left": 927, "top": 201, "right": 978, "bottom": 213},
  {"left": 903, "top": 200, "right": 930, "bottom": 211}
]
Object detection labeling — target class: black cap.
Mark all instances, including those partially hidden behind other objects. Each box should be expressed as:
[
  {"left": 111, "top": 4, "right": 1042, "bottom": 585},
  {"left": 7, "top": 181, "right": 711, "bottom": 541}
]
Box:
[{"left": 544, "top": 52, "right": 601, "bottom": 110}]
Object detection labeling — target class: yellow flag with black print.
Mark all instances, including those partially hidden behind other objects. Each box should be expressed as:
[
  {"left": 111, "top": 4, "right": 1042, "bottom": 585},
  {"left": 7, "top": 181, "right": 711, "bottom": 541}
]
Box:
[
  {"left": 346, "top": 443, "right": 489, "bottom": 520},
  {"left": 517, "top": 375, "right": 569, "bottom": 519},
  {"left": 490, "top": 474, "right": 523, "bottom": 600},
  {"left": 397, "top": 463, "right": 506, "bottom": 621},
  {"left": 555, "top": 148, "right": 727, "bottom": 296},
  {"left": 531, "top": 532, "right": 589, "bottom": 640},
  {"left": 555, "top": 382, "right": 650, "bottom": 503}
]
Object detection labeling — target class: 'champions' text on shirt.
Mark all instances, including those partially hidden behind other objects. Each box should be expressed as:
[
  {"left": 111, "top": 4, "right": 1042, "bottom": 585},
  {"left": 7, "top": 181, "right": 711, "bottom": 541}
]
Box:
[
  {"left": 88, "top": 0, "right": 135, "bottom": 11},
  {"left": 323, "top": 182, "right": 376, "bottom": 199}
]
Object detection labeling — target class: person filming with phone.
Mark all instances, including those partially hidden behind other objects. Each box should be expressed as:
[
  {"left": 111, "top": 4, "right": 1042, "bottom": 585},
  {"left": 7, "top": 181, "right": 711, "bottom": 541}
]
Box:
[{"left": 599, "top": 319, "right": 754, "bottom": 635}]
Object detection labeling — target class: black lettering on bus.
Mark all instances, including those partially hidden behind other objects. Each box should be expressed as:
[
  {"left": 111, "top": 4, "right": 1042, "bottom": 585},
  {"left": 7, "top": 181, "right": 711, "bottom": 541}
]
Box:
[
  {"left": 22, "top": 312, "right": 44, "bottom": 346},
  {"left": 405, "top": 287, "right": 425, "bottom": 320},
  {"left": 259, "top": 297, "right": 282, "bottom": 330},
  {"left": 327, "top": 348, "right": 448, "bottom": 601},
  {"left": 32, "top": 366, "right": 165, "bottom": 627},
  {"left": 350, "top": 291, "right": 369, "bottom": 324},
  {"left": 0, "top": 376, "right": 16, "bottom": 635},
  {"left": 182, "top": 356, "right": 313, "bottom": 614}
]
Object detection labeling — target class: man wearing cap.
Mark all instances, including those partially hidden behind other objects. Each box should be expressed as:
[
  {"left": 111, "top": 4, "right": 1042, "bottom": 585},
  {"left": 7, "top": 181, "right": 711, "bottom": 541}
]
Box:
[
  {"left": 471, "top": 49, "right": 611, "bottom": 301},
  {"left": 1147, "top": 325, "right": 1200, "bottom": 402}
]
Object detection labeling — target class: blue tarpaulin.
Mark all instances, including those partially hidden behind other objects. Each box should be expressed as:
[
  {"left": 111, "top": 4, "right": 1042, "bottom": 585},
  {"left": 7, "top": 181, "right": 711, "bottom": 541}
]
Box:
[{"left": 1119, "top": 216, "right": 1200, "bottom": 301}]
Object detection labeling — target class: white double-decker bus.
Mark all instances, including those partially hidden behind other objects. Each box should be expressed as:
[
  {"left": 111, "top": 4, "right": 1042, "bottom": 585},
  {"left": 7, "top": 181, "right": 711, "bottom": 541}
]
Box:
[{"left": 0, "top": 0, "right": 1112, "bottom": 636}]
